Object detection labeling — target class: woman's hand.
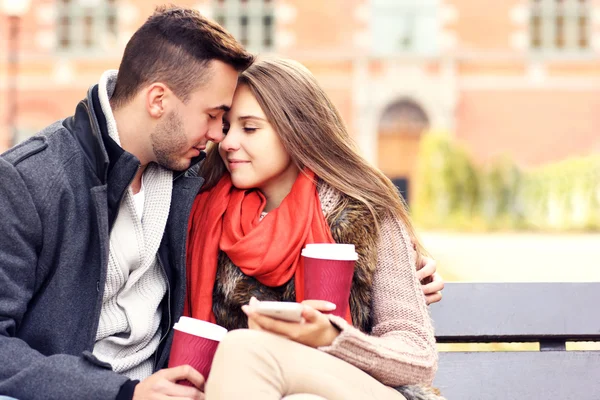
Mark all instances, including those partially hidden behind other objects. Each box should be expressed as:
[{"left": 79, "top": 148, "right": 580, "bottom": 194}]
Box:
[
  {"left": 416, "top": 256, "right": 445, "bottom": 305},
  {"left": 242, "top": 298, "right": 341, "bottom": 348}
]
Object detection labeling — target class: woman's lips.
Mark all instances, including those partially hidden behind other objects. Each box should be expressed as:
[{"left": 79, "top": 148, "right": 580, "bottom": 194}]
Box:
[{"left": 228, "top": 159, "right": 250, "bottom": 169}]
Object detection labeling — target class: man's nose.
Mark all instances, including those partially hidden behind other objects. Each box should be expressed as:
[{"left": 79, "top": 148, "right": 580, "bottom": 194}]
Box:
[{"left": 206, "top": 124, "right": 225, "bottom": 143}]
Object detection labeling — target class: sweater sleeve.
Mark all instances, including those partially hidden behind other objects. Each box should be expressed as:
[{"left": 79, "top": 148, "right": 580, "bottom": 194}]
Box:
[{"left": 318, "top": 215, "right": 438, "bottom": 386}]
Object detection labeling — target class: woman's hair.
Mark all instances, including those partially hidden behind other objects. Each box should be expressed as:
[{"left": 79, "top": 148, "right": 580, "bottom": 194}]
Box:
[{"left": 201, "top": 57, "right": 425, "bottom": 256}]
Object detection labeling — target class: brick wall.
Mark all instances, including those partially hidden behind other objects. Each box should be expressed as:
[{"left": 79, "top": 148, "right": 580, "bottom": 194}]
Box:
[{"left": 1, "top": 0, "right": 598, "bottom": 170}]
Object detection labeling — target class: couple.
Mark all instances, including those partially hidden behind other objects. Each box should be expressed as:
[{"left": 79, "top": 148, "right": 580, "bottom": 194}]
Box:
[{"left": 0, "top": 5, "right": 443, "bottom": 400}]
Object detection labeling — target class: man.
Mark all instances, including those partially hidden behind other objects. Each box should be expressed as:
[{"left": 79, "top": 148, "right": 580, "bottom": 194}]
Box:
[{"left": 0, "top": 6, "right": 252, "bottom": 400}]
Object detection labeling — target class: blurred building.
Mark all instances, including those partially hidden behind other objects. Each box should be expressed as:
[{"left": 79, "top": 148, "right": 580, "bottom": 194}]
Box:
[{"left": 1, "top": 0, "right": 599, "bottom": 200}]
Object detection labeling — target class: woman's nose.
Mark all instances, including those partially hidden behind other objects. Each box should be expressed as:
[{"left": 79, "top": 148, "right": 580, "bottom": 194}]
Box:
[{"left": 220, "top": 129, "right": 240, "bottom": 152}]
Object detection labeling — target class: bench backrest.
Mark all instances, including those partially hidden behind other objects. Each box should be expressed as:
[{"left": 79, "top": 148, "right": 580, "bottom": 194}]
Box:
[{"left": 430, "top": 282, "right": 600, "bottom": 399}]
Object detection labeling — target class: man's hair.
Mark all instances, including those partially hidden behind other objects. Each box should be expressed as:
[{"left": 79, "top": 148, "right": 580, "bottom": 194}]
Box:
[{"left": 110, "top": 5, "right": 254, "bottom": 108}]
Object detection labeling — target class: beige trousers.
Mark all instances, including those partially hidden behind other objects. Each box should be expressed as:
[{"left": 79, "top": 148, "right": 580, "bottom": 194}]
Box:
[{"left": 205, "top": 329, "right": 406, "bottom": 400}]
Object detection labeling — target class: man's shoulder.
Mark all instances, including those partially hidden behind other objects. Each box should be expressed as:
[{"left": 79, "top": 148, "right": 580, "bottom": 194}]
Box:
[
  {"left": 0, "top": 120, "right": 85, "bottom": 196},
  {"left": 1, "top": 120, "right": 73, "bottom": 168}
]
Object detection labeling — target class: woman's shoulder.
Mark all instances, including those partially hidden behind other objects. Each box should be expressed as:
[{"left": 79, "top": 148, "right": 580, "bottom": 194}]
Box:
[
  {"left": 317, "top": 179, "right": 377, "bottom": 226},
  {"left": 316, "top": 179, "right": 341, "bottom": 215},
  {"left": 318, "top": 179, "right": 415, "bottom": 259},
  {"left": 316, "top": 179, "right": 365, "bottom": 214},
  {"left": 317, "top": 179, "right": 378, "bottom": 252}
]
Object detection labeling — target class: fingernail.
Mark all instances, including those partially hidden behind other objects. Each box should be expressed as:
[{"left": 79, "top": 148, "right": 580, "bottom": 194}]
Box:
[
  {"left": 249, "top": 296, "right": 259, "bottom": 305},
  {"left": 242, "top": 305, "right": 250, "bottom": 314},
  {"left": 325, "top": 302, "right": 336, "bottom": 310}
]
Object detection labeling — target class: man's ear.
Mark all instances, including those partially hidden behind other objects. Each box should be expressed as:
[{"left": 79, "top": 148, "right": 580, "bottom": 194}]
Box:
[{"left": 146, "top": 83, "right": 169, "bottom": 119}]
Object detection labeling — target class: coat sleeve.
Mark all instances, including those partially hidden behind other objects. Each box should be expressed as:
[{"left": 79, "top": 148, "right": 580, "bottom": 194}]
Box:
[
  {"left": 319, "top": 215, "right": 438, "bottom": 386},
  {"left": 0, "top": 157, "right": 130, "bottom": 400}
]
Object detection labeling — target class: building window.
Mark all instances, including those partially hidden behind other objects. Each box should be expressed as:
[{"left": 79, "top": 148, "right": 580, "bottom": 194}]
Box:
[
  {"left": 379, "top": 98, "right": 430, "bottom": 136},
  {"left": 371, "top": 0, "right": 439, "bottom": 56},
  {"left": 530, "top": 0, "right": 591, "bottom": 53},
  {"left": 57, "top": 0, "right": 118, "bottom": 53},
  {"left": 213, "top": 0, "right": 275, "bottom": 52}
]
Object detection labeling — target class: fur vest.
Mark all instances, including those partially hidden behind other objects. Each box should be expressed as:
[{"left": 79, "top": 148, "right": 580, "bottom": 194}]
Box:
[{"left": 212, "top": 189, "right": 378, "bottom": 333}]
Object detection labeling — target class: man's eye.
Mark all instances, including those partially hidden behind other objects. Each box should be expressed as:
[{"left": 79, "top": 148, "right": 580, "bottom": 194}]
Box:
[{"left": 208, "top": 114, "right": 216, "bottom": 120}]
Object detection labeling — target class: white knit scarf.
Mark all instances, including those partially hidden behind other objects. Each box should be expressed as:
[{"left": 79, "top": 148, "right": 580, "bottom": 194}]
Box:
[{"left": 93, "top": 70, "right": 173, "bottom": 380}]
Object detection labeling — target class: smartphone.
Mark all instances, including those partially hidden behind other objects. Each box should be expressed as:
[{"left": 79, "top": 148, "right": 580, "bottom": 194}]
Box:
[{"left": 254, "top": 301, "right": 304, "bottom": 323}]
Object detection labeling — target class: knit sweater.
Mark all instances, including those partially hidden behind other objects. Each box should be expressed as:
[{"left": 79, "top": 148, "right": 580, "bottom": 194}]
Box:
[
  {"left": 92, "top": 70, "right": 172, "bottom": 380},
  {"left": 316, "top": 183, "right": 438, "bottom": 387}
]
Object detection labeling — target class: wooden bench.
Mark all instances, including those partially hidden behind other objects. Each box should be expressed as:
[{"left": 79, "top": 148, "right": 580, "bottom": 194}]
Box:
[{"left": 430, "top": 282, "right": 600, "bottom": 399}]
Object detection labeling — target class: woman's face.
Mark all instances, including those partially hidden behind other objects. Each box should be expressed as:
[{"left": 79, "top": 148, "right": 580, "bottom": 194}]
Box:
[{"left": 219, "top": 85, "right": 299, "bottom": 200}]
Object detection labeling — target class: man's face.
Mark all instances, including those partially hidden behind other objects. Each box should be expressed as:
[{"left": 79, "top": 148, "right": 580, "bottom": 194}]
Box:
[{"left": 150, "top": 60, "right": 239, "bottom": 171}]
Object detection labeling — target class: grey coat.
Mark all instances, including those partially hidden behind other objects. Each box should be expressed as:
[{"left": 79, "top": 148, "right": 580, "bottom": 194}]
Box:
[{"left": 0, "top": 85, "right": 204, "bottom": 400}]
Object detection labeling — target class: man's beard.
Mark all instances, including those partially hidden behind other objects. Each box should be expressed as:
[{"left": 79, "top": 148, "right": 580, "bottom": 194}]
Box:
[{"left": 150, "top": 111, "right": 190, "bottom": 171}]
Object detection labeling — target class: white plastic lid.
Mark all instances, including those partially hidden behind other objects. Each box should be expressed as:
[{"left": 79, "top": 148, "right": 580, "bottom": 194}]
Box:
[
  {"left": 173, "top": 316, "right": 228, "bottom": 341},
  {"left": 301, "top": 243, "right": 358, "bottom": 261}
]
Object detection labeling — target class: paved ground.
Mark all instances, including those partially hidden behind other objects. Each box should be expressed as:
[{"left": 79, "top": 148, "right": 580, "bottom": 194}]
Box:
[{"left": 420, "top": 232, "right": 600, "bottom": 282}]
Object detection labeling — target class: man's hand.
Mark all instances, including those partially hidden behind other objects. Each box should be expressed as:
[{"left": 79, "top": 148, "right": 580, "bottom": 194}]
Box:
[
  {"left": 133, "top": 365, "right": 205, "bottom": 400},
  {"left": 416, "top": 256, "right": 445, "bottom": 305}
]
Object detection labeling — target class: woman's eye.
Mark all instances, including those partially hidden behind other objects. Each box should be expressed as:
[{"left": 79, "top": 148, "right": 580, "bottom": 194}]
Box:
[
  {"left": 243, "top": 127, "right": 257, "bottom": 133},
  {"left": 208, "top": 114, "right": 216, "bottom": 120}
]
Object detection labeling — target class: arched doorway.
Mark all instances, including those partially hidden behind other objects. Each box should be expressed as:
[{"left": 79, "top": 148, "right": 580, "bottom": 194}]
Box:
[{"left": 377, "top": 98, "right": 429, "bottom": 205}]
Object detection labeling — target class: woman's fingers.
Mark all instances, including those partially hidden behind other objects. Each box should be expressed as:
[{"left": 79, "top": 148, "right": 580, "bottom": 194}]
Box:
[
  {"left": 243, "top": 307, "right": 299, "bottom": 337},
  {"left": 242, "top": 305, "right": 263, "bottom": 330},
  {"left": 301, "top": 300, "right": 336, "bottom": 313}
]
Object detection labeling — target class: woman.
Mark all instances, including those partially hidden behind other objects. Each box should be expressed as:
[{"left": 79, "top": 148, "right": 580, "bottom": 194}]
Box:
[{"left": 185, "top": 58, "right": 443, "bottom": 400}]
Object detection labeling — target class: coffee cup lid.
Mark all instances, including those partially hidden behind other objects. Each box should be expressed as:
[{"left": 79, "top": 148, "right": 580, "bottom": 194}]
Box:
[
  {"left": 173, "top": 316, "right": 228, "bottom": 341},
  {"left": 301, "top": 243, "right": 358, "bottom": 261}
]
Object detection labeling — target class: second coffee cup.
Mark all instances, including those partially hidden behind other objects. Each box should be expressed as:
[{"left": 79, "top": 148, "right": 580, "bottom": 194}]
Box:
[{"left": 301, "top": 243, "right": 358, "bottom": 318}]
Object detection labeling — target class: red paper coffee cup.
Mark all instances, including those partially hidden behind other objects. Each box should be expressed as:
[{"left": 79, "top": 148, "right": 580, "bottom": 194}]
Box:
[
  {"left": 168, "top": 317, "right": 227, "bottom": 385},
  {"left": 302, "top": 243, "right": 358, "bottom": 318}
]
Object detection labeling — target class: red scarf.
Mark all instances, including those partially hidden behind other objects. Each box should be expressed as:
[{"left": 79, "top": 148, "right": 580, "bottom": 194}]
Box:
[{"left": 185, "top": 170, "right": 352, "bottom": 324}]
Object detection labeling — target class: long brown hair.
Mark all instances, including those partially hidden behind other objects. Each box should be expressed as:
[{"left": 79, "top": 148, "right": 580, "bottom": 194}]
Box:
[{"left": 201, "top": 57, "right": 425, "bottom": 256}]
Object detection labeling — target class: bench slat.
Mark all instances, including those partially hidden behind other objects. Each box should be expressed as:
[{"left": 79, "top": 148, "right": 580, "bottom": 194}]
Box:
[
  {"left": 430, "top": 283, "right": 600, "bottom": 341},
  {"left": 434, "top": 351, "right": 600, "bottom": 399}
]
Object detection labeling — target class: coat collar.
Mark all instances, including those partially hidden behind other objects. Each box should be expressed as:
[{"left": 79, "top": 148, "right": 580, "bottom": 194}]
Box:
[{"left": 66, "top": 83, "right": 205, "bottom": 185}]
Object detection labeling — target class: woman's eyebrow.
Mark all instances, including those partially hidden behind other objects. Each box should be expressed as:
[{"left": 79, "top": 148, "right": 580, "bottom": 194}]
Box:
[{"left": 238, "top": 115, "right": 266, "bottom": 122}]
